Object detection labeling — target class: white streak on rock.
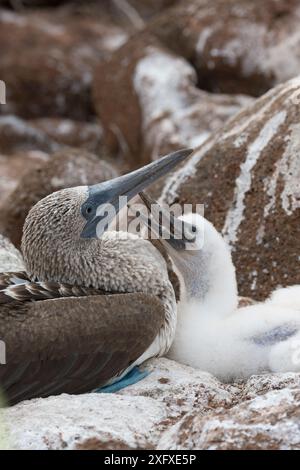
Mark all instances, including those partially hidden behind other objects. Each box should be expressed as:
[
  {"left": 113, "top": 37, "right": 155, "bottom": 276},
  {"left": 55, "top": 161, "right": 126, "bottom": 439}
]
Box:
[
  {"left": 160, "top": 138, "right": 215, "bottom": 204},
  {"left": 0, "top": 235, "right": 24, "bottom": 272},
  {"left": 261, "top": 123, "right": 300, "bottom": 224},
  {"left": 134, "top": 47, "right": 205, "bottom": 158},
  {"left": 223, "top": 78, "right": 300, "bottom": 143},
  {"left": 196, "top": 27, "right": 214, "bottom": 54},
  {"left": 223, "top": 110, "right": 287, "bottom": 245}
]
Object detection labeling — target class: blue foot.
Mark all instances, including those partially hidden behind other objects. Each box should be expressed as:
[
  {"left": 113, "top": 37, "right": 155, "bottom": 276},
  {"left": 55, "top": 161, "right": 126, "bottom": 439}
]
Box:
[{"left": 95, "top": 366, "right": 150, "bottom": 393}]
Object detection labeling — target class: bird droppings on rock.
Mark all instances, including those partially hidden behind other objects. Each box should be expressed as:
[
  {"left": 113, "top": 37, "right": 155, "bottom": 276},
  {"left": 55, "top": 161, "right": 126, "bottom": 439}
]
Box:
[
  {"left": 2, "top": 358, "right": 300, "bottom": 450},
  {"left": 149, "top": 0, "right": 300, "bottom": 96},
  {"left": 28, "top": 118, "right": 104, "bottom": 155},
  {"left": 2, "top": 392, "right": 166, "bottom": 450},
  {"left": 0, "top": 6, "right": 128, "bottom": 119},
  {"left": 158, "top": 388, "right": 300, "bottom": 450},
  {"left": 0, "top": 234, "right": 24, "bottom": 272},
  {"left": 0, "top": 115, "right": 60, "bottom": 155},
  {"left": 93, "top": 33, "right": 252, "bottom": 168}
]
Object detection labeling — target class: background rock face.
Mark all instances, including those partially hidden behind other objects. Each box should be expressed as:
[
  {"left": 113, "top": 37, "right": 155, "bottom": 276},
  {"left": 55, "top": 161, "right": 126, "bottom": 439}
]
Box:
[
  {"left": 0, "top": 234, "right": 24, "bottom": 271},
  {"left": 0, "top": 116, "right": 60, "bottom": 155},
  {"left": 0, "top": 149, "right": 118, "bottom": 248},
  {"left": 28, "top": 118, "right": 104, "bottom": 154},
  {"left": 0, "top": 150, "right": 48, "bottom": 202},
  {"left": 93, "top": 34, "right": 252, "bottom": 168},
  {"left": 149, "top": 0, "right": 300, "bottom": 96},
  {"left": 0, "top": 7, "right": 127, "bottom": 119},
  {"left": 161, "top": 77, "right": 300, "bottom": 299}
]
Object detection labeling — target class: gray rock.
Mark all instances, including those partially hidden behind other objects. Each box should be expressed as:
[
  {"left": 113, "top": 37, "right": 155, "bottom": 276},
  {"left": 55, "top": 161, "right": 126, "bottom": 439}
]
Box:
[{"left": 0, "top": 234, "right": 24, "bottom": 272}]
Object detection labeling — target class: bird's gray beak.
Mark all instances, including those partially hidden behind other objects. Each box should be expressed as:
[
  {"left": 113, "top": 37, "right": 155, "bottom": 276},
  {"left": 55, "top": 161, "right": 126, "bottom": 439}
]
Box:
[
  {"left": 138, "top": 192, "right": 197, "bottom": 251},
  {"left": 80, "top": 148, "right": 193, "bottom": 239}
]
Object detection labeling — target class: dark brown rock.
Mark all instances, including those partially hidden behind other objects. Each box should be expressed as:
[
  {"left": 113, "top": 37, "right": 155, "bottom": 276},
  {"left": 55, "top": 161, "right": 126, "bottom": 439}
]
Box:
[
  {"left": 149, "top": 0, "right": 300, "bottom": 96},
  {"left": 0, "top": 148, "right": 118, "bottom": 247},
  {"left": 128, "top": 0, "right": 179, "bottom": 20},
  {"left": 160, "top": 76, "right": 300, "bottom": 300},
  {"left": 0, "top": 150, "right": 48, "bottom": 202},
  {"left": 0, "top": 0, "right": 178, "bottom": 17},
  {"left": 0, "top": 115, "right": 104, "bottom": 156},
  {"left": 159, "top": 388, "right": 300, "bottom": 450},
  {"left": 0, "top": 1, "right": 69, "bottom": 5},
  {"left": 0, "top": 7, "right": 127, "bottom": 119},
  {"left": 29, "top": 118, "right": 103, "bottom": 154},
  {"left": 0, "top": 116, "right": 60, "bottom": 155},
  {"left": 93, "top": 33, "right": 252, "bottom": 168}
]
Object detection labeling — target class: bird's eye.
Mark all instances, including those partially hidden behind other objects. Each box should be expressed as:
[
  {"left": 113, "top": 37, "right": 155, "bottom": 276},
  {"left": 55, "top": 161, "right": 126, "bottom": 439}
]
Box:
[
  {"left": 191, "top": 225, "right": 197, "bottom": 233},
  {"left": 85, "top": 206, "right": 93, "bottom": 216}
]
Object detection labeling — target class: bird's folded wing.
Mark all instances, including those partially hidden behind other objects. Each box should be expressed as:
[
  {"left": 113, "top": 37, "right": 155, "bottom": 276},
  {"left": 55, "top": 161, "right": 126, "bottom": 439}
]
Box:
[
  {"left": 0, "top": 293, "right": 164, "bottom": 405},
  {"left": 0, "top": 271, "right": 30, "bottom": 290},
  {"left": 0, "top": 271, "right": 108, "bottom": 303}
]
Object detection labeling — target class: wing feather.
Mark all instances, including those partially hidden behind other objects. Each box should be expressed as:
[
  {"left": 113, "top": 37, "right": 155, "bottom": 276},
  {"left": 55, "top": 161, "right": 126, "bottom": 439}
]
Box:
[{"left": 0, "top": 293, "right": 165, "bottom": 405}]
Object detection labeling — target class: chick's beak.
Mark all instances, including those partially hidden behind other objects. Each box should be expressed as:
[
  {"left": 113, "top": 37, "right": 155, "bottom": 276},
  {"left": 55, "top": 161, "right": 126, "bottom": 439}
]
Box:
[{"left": 138, "top": 192, "right": 197, "bottom": 251}]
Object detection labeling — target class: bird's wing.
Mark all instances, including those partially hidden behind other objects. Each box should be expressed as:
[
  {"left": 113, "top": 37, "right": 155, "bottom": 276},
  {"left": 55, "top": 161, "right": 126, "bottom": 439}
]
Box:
[
  {"left": 0, "top": 271, "right": 109, "bottom": 303},
  {"left": 250, "top": 324, "right": 299, "bottom": 347},
  {"left": 0, "top": 271, "right": 30, "bottom": 289},
  {"left": 0, "top": 293, "right": 164, "bottom": 405}
]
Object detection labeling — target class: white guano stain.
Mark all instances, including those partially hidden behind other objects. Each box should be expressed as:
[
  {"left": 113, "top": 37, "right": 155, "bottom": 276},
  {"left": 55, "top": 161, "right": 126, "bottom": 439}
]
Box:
[
  {"left": 264, "top": 123, "right": 300, "bottom": 218},
  {"left": 223, "top": 110, "right": 287, "bottom": 246},
  {"left": 0, "top": 80, "right": 5, "bottom": 105},
  {"left": 222, "top": 78, "right": 300, "bottom": 143},
  {"left": 134, "top": 47, "right": 204, "bottom": 158},
  {"left": 196, "top": 27, "right": 214, "bottom": 54},
  {"left": 160, "top": 138, "right": 215, "bottom": 205}
]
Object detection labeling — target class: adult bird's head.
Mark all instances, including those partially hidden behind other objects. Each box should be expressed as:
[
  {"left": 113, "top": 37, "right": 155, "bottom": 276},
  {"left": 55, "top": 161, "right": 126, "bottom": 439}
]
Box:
[{"left": 21, "top": 149, "right": 193, "bottom": 283}]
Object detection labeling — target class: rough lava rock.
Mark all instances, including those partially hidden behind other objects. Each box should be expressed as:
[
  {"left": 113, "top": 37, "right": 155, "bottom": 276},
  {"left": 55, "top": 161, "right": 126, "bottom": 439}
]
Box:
[
  {"left": 93, "top": 34, "right": 252, "bottom": 167},
  {"left": 0, "top": 148, "right": 118, "bottom": 248},
  {"left": 0, "top": 116, "right": 60, "bottom": 155},
  {"left": 0, "top": 115, "right": 103, "bottom": 156},
  {"left": 0, "top": 150, "right": 49, "bottom": 202},
  {"left": 149, "top": 0, "right": 300, "bottom": 96},
  {"left": 160, "top": 76, "right": 300, "bottom": 300},
  {"left": 125, "top": 0, "right": 180, "bottom": 21},
  {"left": 158, "top": 388, "right": 300, "bottom": 450},
  {"left": 2, "top": 358, "right": 300, "bottom": 450},
  {"left": 0, "top": 234, "right": 24, "bottom": 272},
  {"left": 118, "top": 358, "right": 237, "bottom": 419},
  {"left": 29, "top": 118, "right": 103, "bottom": 155},
  {"left": 2, "top": 393, "right": 166, "bottom": 450},
  {"left": 0, "top": 0, "right": 179, "bottom": 18},
  {"left": 0, "top": 7, "right": 127, "bottom": 119},
  {"left": 0, "top": 359, "right": 237, "bottom": 450}
]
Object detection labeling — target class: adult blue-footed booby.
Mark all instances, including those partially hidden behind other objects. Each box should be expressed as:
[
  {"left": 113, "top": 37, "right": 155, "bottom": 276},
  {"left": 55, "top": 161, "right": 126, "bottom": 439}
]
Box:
[
  {"left": 0, "top": 149, "right": 192, "bottom": 405},
  {"left": 139, "top": 192, "right": 300, "bottom": 381}
]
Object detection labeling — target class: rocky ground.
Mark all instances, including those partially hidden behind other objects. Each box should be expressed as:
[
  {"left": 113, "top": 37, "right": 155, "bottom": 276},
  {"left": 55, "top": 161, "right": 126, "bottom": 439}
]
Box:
[
  {"left": 0, "top": 0, "right": 300, "bottom": 450},
  {"left": 1, "top": 358, "right": 300, "bottom": 450}
]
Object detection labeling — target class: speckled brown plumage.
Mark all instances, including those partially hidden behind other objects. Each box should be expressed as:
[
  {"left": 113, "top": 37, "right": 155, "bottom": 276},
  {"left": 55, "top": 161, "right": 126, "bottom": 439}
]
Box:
[{"left": 0, "top": 271, "right": 109, "bottom": 304}]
